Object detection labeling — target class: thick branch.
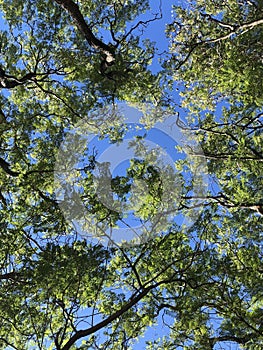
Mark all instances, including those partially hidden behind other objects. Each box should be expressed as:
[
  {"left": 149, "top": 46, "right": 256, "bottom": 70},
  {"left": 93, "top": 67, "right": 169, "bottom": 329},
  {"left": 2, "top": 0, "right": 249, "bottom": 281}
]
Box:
[
  {"left": 0, "top": 271, "right": 18, "bottom": 280},
  {"left": 209, "top": 334, "right": 254, "bottom": 347},
  {"left": 54, "top": 0, "right": 115, "bottom": 65},
  {"left": 0, "top": 157, "right": 19, "bottom": 177},
  {"left": 0, "top": 67, "right": 36, "bottom": 89},
  {"left": 61, "top": 285, "right": 153, "bottom": 350}
]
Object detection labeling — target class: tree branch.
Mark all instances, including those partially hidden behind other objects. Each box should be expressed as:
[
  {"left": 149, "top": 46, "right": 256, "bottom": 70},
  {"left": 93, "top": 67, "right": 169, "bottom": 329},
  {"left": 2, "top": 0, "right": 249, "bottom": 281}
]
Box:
[
  {"left": 61, "top": 285, "right": 153, "bottom": 350},
  {"left": 0, "top": 157, "right": 19, "bottom": 177},
  {"left": 203, "top": 17, "right": 263, "bottom": 44},
  {"left": 54, "top": 0, "right": 115, "bottom": 66},
  {"left": 0, "top": 66, "right": 37, "bottom": 89},
  {"left": 209, "top": 334, "right": 252, "bottom": 347},
  {"left": 0, "top": 271, "right": 19, "bottom": 280}
]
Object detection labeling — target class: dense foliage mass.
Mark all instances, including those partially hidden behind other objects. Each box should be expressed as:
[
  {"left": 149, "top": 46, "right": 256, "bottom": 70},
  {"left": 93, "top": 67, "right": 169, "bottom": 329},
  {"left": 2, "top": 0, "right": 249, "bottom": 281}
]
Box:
[{"left": 0, "top": 0, "right": 262, "bottom": 349}]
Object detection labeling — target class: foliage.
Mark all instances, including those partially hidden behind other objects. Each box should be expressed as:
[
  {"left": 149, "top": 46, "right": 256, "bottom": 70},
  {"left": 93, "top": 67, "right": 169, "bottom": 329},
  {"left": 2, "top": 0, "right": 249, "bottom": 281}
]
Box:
[
  {"left": 166, "top": 0, "right": 263, "bottom": 112},
  {"left": 0, "top": 1, "right": 262, "bottom": 350}
]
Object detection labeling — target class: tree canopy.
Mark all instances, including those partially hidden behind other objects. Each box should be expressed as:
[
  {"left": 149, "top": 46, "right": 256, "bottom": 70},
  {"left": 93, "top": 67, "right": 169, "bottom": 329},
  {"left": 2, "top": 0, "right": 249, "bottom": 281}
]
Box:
[{"left": 0, "top": 0, "right": 262, "bottom": 349}]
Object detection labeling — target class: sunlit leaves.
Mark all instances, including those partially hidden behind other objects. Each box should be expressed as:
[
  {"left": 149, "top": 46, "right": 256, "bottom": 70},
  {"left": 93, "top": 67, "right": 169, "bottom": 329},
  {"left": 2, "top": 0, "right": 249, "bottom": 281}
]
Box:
[
  {"left": 0, "top": 0, "right": 262, "bottom": 349},
  {"left": 166, "top": 0, "right": 263, "bottom": 113}
]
